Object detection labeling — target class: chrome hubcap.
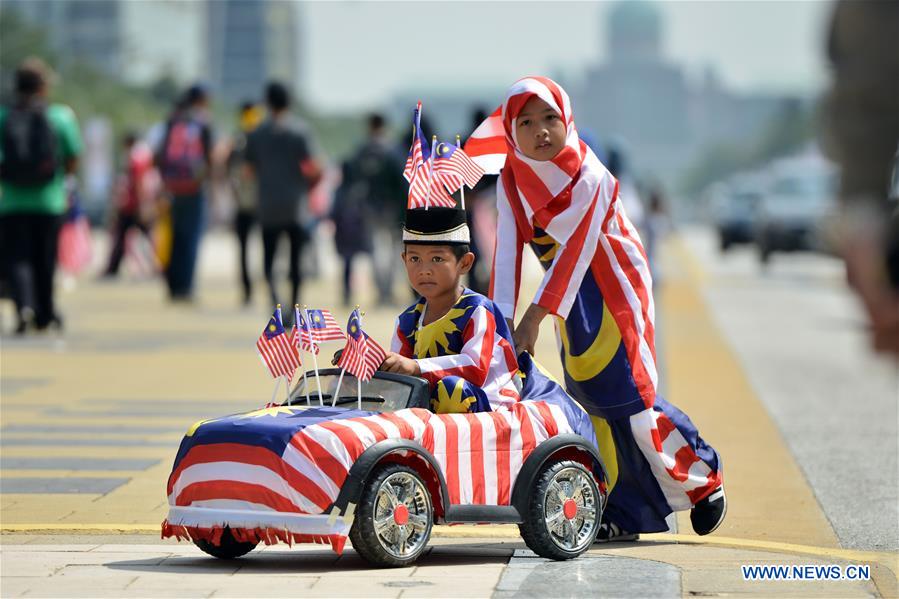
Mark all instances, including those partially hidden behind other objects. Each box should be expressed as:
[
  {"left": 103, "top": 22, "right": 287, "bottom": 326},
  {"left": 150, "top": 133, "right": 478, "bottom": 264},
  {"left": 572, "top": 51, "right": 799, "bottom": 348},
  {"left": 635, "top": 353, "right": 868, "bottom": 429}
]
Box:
[
  {"left": 373, "top": 472, "right": 432, "bottom": 558},
  {"left": 543, "top": 467, "right": 599, "bottom": 552}
]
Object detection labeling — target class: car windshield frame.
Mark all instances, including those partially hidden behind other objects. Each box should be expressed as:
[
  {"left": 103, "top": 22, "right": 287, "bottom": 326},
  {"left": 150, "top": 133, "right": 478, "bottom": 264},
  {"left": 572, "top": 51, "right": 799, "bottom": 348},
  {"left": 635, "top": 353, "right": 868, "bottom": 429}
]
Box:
[{"left": 287, "top": 368, "right": 430, "bottom": 413}]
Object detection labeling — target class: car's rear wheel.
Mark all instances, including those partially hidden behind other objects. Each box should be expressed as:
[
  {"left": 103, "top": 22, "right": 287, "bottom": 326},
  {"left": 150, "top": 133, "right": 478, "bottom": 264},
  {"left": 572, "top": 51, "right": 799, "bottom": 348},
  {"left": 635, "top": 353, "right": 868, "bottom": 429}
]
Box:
[
  {"left": 193, "top": 527, "right": 258, "bottom": 559},
  {"left": 349, "top": 463, "right": 433, "bottom": 567},
  {"left": 519, "top": 459, "right": 601, "bottom": 560}
]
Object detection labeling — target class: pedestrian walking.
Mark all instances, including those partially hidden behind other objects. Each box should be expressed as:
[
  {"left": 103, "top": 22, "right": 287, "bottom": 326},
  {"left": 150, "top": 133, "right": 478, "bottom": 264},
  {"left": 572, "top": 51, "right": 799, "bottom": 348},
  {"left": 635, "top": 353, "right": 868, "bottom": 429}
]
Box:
[
  {"left": 469, "top": 77, "right": 726, "bottom": 540},
  {"left": 0, "top": 57, "right": 82, "bottom": 334},
  {"left": 347, "top": 113, "right": 406, "bottom": 306},
  {"left": 226, "top": 101, "right": 264, "bottom": 306},
  {"left": 103, "top": 131, "right": 156, "bottom": 278},
  {"left": 245, "top": 81, "right": 323, "bottom": 310},
  {"left": 822, "top": 0, "right": 899, "bottom": 358},
  {"left": 155, "top": 84, "right": 213, "bottom": 302},
  {"left": 330, "top": 159, "right": 373, "bottom": 306}
]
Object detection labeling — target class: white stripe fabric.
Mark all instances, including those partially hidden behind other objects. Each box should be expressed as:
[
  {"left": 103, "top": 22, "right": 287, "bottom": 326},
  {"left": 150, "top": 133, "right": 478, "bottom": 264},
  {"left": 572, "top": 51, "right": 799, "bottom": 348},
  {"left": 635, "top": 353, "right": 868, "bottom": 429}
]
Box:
[
  {"left": 493, "top": 183, "right": 523, "bottom": 318},
  {"left": 597, "top": 223, "right": 659, "bottom": 392},
  {"left": 171, "top": 462, "right": 320, "bottom": 514},
  {"left": 628, "top": 409, "right": 692, "bottom": 511}
]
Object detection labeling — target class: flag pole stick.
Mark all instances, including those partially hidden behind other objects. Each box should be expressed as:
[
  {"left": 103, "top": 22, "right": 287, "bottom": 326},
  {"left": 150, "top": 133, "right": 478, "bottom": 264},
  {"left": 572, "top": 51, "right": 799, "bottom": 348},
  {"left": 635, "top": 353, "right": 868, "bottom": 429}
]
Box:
[
  {"left": 456, "top": 135, "right": 465, "bottom": 210},
  {"left": 424, "top": 135, "right": 437, "bottom": 211},
  {"left": 358, "top": 309, "right": 367, "bottom": 411},
  {"left": 284, "top": 375, "right": 291, "bottom": 402},
  {"left": 296, "top": 305, "right": 310, "bottom": 405},
  {"left": 270, "top": 376, "right": 282, "bottom": 405},
  {"left": 332, "top": 367, "right": 346, "bottom": 407},
  {"left": 304, "top": 305, "right": 325, "bottom": 406}
]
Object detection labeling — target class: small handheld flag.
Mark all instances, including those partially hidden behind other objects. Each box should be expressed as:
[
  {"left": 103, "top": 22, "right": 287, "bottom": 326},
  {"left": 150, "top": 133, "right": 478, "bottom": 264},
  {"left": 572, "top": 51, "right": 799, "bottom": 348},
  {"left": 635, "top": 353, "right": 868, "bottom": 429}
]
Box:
[
  {"left": 433, "top": 139, "right": 484, "bottom": 190},
  {"left": 403, "top": 103, "right": 456, "bottom": 209},
  {"left": 337, "top": 308, "right": 387, "bottom": 383},
  {"left": 293, "top": 307, "right": 344, "bottom": 354},
  {"left": 256, "top": 305, "right": 299, "bottom": 381}
]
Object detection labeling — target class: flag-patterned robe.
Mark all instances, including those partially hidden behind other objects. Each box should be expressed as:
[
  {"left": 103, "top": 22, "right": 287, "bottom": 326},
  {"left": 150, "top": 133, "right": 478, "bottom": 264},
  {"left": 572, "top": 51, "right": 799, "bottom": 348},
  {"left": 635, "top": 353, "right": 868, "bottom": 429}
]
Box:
[
  {"left": 390, "top": 289, "right": 520, "bottom": 413},
  {"left": 468, "top": 76, "right": 723, "bottom": 533}
]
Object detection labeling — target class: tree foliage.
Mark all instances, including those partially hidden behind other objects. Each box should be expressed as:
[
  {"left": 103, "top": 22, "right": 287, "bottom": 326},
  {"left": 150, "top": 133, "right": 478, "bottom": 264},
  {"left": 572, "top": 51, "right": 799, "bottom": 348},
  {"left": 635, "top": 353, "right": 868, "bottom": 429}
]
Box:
[{"left": 0, "top": 8, "right": 166, "bottom": 142}]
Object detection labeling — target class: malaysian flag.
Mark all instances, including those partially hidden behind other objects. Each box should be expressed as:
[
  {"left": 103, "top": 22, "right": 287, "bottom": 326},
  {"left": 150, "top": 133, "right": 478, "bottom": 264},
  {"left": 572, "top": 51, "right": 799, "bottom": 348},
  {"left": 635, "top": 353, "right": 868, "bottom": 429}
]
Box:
[
  {"left": 403, "top": 103, "right": 456, "bottom": 209},
  {"left": 337, "top": 309, "right": 387, "bottom": 382},
  {"left": 403, "top": 102, "right": 425, "bottom": 182},
  {"left": 463, "top": 106, "right": 506, "bottom": 175},
  {"left": 256, "top": 306, "right": 300, "bottom": 380},
  {"left": 296, "top": 308, "right": 345, "bottom": 351},
  {"left": 433, "top": 141, "right": 485, "bottom": 190},
  {"left": 293, "top": 307, "right": 318, "bottom": 355}
]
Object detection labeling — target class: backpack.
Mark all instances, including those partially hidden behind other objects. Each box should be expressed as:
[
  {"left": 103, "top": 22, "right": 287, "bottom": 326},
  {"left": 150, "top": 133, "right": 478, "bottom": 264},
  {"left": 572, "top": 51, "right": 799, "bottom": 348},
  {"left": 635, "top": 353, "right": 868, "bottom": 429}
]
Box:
[
  {"left": 158, "top": 117, "right": 206, "bottom": 195},
  {"left": 0, "top": 105, "right": 59, "bottom": 186}
]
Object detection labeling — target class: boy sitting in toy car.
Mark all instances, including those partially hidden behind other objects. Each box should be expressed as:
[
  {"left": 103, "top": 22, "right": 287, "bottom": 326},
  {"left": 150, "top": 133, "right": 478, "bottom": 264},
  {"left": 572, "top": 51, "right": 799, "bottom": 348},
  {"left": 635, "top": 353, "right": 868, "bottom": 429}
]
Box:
[{"left": 379, "top": 206, "right": 521, "bottom": 413}]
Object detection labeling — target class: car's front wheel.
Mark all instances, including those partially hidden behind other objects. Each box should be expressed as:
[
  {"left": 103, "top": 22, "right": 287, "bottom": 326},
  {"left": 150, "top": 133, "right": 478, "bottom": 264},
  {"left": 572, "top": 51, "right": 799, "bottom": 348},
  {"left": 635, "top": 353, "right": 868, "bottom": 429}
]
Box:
[
  {"left": 349, "top": 463, "right": 433, "bottom": 567},
  {"left": 193, "top": 527, "right": 258, "bottom": 559},
  {"left": 519, "top": 459, "right": 601, "bottom": 560}
]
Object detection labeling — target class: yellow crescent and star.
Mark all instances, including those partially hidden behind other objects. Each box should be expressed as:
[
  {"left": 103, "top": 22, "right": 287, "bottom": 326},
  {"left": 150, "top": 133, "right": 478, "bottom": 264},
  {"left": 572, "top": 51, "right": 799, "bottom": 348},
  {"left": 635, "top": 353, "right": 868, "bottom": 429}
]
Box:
[
  {"left": 530, "top": 234, "right": 622, "bottom": 381},
  {"left": 185, "top": 405, "right": 309, "bottom": 436},
  {"left": 432, "top": 378, "right": 477, "bottom": 414},
  {"left": 408, "top": 299, "right": 474, "bottom": 359}
]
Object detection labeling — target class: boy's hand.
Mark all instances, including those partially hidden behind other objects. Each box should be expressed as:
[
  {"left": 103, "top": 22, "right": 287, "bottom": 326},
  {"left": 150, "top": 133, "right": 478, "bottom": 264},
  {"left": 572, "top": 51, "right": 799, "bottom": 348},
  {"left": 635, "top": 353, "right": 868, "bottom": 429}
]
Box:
[{"left": 380, "top": 352, "right": 421, "bottom": 376}]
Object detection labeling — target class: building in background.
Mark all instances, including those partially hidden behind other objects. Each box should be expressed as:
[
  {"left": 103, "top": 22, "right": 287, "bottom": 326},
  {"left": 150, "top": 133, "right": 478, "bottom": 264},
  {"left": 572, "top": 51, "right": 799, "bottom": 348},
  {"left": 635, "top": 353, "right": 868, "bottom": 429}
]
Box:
[
  {"left": 6, "top": 0, "right": 299, "bottom": 102},
  {"left": 5, "top": 0, "right": 124, "bottom": 78},
  {"left": 120, "top": 1, "right": 206, "bottom": 86},
  {"left": 207, "top": 0, "right": 298, "bottom": 105},
  {"left": 576, "top": 0, "right": 794, "bottom": 184}
]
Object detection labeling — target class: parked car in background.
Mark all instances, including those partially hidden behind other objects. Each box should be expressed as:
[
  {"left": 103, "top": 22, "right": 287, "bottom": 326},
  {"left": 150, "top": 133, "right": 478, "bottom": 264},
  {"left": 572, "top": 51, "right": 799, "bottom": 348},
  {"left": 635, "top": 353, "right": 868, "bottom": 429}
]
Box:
[
  {"left": 711, "top": 174, "right": 764, "bottom": 252},
  {"left": 754, "top": 153, "right": 839, "bottom": 265}
]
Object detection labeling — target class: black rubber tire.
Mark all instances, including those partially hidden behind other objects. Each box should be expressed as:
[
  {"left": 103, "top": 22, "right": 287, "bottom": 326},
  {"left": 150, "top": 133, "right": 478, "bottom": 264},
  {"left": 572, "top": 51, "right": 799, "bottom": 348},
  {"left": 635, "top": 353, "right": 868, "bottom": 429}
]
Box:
[
  {"left": 349, "top": 463, "right": 433, "bottom": 567},
  {"left": 519, "top": 459, "right": 600, "bottom": 561},
  {"left": 193, "top": 527, "right": 258, "bottom": 559}
]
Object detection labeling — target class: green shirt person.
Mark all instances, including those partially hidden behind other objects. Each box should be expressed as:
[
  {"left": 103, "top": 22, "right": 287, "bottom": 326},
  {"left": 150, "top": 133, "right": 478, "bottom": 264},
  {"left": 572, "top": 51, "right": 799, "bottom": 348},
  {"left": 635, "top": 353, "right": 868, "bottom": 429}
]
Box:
[
  {"left": 0, "top": 102, "right": 82, "bottom": 215},
  {"left": 0, "top": 57, "right": 82, "bottom": 334}
]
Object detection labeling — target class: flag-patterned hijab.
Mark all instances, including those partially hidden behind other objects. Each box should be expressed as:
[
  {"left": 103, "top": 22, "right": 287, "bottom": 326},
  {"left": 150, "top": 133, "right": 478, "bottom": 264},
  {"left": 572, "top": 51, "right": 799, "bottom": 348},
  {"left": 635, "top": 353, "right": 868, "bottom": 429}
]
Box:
[{"left": 465, "top": 76, "right": 604, "bottom": 242}]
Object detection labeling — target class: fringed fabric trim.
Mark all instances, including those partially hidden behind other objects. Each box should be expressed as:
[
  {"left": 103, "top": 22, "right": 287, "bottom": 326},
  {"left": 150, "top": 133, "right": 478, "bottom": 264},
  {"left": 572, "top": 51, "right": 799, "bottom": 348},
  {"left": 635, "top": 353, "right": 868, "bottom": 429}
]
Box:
[{"left": 161, "top": 519, "right": 347, "bottom": 554}]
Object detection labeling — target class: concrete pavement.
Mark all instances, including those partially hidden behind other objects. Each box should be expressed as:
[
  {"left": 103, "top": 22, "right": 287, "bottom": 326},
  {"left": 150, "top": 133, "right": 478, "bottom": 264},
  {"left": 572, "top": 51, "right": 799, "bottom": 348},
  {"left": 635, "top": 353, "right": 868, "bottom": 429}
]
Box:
[{"left": 1, "top": 228, "right": 896, "bottom": 597}]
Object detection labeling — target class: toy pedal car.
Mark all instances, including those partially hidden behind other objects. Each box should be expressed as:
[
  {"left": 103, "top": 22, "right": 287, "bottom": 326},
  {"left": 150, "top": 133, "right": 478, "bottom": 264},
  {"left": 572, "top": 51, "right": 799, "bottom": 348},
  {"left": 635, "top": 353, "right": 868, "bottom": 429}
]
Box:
[{"left": 163, "top": 363, "right": 607, "bottom": 567}]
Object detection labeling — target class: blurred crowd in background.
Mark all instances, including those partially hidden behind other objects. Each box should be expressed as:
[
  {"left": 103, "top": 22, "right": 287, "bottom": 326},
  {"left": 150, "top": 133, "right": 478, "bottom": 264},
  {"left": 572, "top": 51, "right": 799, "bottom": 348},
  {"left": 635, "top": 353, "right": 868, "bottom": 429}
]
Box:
[{"left": 0, "top": 0, "right": 895, "bottom": 358}]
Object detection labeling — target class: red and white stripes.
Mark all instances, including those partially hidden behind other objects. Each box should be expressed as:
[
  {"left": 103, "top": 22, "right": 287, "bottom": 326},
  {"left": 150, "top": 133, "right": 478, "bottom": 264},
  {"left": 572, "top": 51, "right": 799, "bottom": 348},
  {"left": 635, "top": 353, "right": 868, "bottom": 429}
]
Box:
[
  {"left": 167, "top": 403, "right": 578, "bottom": 515},
  {"left": 629, "top": 408, "right": 722, "bottom": 511},
  {"left": 478, "top": 76, "right": 658, "bottom": 406}
]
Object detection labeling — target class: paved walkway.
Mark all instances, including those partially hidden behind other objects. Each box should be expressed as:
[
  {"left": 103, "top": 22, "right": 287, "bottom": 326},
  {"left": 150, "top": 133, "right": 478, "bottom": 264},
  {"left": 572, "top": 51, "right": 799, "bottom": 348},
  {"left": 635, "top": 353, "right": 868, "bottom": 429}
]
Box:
[{"left": 1, "top": 230, "right": 896, "bottom": 597}]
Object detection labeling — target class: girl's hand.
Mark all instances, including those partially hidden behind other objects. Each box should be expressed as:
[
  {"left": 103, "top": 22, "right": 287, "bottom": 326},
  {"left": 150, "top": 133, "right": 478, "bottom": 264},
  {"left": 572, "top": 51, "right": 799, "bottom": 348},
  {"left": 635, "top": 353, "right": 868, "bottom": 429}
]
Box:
[
  {"left": 513, "top": 304, "right": 550, "bottom": 356},
  {"left": 380, "top": 352, "right": 421, "bottom": 376},
  {"left": 512, "top": 319, "right": 539, "bottom": 356}
]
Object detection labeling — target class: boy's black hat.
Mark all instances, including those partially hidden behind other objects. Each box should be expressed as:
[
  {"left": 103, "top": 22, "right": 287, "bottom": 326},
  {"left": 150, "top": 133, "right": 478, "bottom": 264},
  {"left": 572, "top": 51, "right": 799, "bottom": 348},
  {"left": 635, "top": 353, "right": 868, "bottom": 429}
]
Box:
[{"left": 402, "top": 206, "right": 470, "bottom": 245}]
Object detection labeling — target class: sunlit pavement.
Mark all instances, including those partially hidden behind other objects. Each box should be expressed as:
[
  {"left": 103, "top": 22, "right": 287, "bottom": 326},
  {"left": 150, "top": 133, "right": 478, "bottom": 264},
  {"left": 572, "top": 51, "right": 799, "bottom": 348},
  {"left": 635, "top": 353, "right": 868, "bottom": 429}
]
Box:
[{"left": 1, "top": 227, "right": 896, "bottom": 597}]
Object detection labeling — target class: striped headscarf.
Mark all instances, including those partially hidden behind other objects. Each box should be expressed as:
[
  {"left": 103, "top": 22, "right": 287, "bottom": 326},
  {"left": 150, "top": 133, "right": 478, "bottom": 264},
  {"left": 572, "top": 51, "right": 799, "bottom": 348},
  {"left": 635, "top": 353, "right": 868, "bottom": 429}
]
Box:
[{"left": 465, "top": 76, "right": 606, "bottom": 242}]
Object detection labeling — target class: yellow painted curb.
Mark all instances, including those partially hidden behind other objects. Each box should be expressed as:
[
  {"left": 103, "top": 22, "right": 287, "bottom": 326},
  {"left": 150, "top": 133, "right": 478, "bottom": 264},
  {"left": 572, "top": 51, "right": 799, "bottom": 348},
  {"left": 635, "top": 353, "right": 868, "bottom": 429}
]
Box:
[{"left": 1, "top": 524, "right": 160, "bottom": 534}]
